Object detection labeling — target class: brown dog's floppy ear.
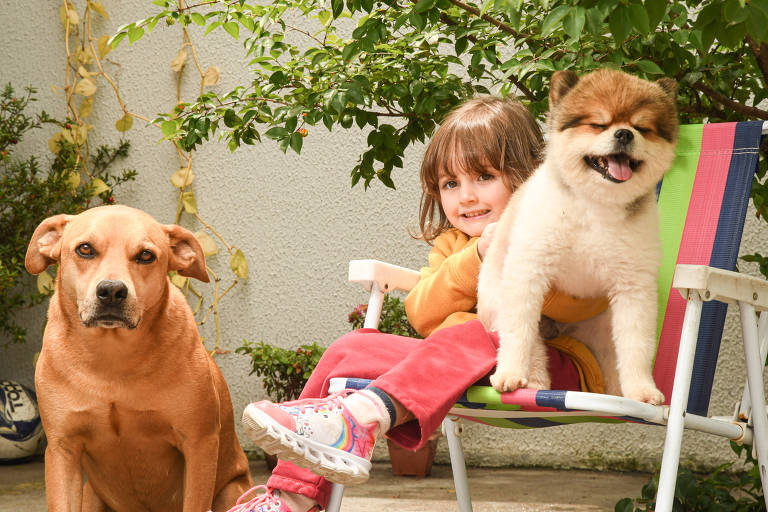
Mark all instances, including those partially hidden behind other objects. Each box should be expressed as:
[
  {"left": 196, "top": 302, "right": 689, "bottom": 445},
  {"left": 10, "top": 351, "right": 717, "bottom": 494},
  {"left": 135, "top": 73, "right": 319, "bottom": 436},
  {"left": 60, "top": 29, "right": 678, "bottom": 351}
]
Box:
[
  {"left": 164, "top": 224, "right": 210, "bottom": 283},
  {"left": 656, "top": 78, "right": 678, "bottom": 102},
  {"left": 549, "top": 70, "right": 579, "bottom": 107},
  {"left": 25, "top": 214, "right": 72, "bottom": 275}
]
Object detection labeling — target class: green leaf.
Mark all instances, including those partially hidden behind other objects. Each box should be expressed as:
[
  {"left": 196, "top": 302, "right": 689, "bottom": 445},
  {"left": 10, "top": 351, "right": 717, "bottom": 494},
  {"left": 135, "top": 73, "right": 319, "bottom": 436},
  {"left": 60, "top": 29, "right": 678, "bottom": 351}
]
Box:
[
  {"left": 634, "top": 59, "right": 663, "bottom": 75},
  {"left": 628, "top": 3, "right": 650, "bottom": 35},
  {"left": 318, "top": 10, "right": 331, "bottom": 25},
  {"left": 413, "top": 0, "right": 435, "bottom": 13},
  {"left": 224, "top": 109, "right": 242, "bottom": 128},
  {"left": 563, "top": 7, "right": 586, "bottom": 39},
  {"left": 289, "top": 131, "right": 303, "bottom": 153},
  {"left": 541, "top": 5, "right": 570, "bottom": 37},
  {"left": 223, "top": 21, "right": 239, "bottom": 39},
  {"left": 161, "top": 120, "right": 178, "bottom": 137},
  {"left": 645, "top": 0, "right": 667, "bottom": 29},
  {"left": 190, "top": 13, "right": 205, "bottom": 26},
  {"left": 128, "top": 26, "right": 145, "bottom": 45},
  {"left": 332, "top": 0, "right": 344, "bottom": 18},
  {"left": 608, "top": 4, "right": 632, "bottom": 45}
]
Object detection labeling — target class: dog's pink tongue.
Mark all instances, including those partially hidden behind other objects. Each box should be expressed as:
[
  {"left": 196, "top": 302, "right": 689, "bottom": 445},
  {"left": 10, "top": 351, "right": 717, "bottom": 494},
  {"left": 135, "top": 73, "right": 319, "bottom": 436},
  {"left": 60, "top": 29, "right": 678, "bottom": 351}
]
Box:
[{"left": 607, "top": 155, "right": 632, "bottom": 181}]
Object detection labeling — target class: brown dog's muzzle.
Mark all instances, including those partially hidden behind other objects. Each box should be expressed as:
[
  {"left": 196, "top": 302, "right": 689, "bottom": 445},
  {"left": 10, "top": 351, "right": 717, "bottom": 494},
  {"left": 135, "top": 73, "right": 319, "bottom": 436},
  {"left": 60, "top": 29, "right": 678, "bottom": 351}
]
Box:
[{"left": 82, "top": 279, "right": 139, "bottom": 329}]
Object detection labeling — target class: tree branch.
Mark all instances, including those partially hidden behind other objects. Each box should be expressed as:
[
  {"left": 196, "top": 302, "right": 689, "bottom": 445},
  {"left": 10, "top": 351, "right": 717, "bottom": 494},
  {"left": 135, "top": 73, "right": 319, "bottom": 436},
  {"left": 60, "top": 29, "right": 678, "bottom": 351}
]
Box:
[
  {"left": 691, "top": 81, "right": 768, "bottom": 120},
  {"left": 426, "top": 2, "right": 537, "bottom": 101},
  {"left": 746, "top": 35, "right": 768, "bottom": 88}
]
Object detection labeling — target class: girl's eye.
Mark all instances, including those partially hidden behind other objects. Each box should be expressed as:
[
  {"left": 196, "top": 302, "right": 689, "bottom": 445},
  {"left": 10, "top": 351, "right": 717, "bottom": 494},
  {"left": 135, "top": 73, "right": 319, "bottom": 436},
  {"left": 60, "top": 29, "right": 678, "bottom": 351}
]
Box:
[
  {"left": 137, "top": 250, "right": 156, "bottom": 264},
  {"left": 478, "top": 173, "right": 495, "bottom": 182},
  {"left": 75, "top": 243, "right": 95, "bottom": 259},
  {"left": 441, "top": 180, "right": 457, "bottom": 190}
]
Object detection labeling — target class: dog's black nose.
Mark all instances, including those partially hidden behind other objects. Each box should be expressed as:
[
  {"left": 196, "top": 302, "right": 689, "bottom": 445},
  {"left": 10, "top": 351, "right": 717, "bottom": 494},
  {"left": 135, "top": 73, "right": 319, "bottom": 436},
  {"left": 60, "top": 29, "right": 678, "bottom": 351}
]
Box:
[
  {"left": 614, "top": 129, "right": 634, "bottom": 145},
  {"left": 96, "top": 280, "right": 128, "bottom": 305}
]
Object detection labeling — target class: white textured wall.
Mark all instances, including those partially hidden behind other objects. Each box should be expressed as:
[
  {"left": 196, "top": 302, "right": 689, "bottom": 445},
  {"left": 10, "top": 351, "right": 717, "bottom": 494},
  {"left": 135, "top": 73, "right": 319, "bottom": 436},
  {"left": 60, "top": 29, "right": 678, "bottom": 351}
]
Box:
[{"left": 1, "top": 0, "right": 765, "bottom": 473}]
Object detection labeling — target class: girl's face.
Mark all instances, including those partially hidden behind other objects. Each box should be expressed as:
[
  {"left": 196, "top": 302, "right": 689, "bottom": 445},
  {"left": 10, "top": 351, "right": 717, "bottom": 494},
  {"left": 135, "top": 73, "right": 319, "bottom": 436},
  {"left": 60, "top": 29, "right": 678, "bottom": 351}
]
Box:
[{"left": 437, "top": 164, "right": 512, "bottom": 238}]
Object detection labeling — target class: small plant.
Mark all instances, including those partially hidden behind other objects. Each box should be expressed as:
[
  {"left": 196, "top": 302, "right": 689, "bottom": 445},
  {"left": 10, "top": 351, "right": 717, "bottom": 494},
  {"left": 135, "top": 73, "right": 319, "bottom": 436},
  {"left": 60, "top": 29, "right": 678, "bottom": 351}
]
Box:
[
  {"left": 0, "top": 83, "right": 135, "bottom": 346},
  {"left": 615, "top": 441, "right": 765, "bottom": 511},
  {"left": 348, "top": 295, "right": 422, "bottom": 339},
  {"left": 236, "top": 341, "right": 326, "bottom": 402}
]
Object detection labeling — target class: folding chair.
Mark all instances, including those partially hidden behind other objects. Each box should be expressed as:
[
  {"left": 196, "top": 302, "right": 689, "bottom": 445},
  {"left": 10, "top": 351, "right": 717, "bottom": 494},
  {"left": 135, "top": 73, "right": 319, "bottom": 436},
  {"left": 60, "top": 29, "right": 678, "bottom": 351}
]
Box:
[{"left": 325, "top": 121, "right": 767, "bottom": 512}]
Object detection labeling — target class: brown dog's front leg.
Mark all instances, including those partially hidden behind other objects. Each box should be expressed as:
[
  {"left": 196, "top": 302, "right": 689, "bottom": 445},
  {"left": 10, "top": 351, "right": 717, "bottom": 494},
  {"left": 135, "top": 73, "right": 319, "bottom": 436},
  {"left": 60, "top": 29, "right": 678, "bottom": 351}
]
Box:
[
  {"left": 44, "top": 442, "right": 84, "bottom": 512},
  {"left": 182, "top": 435, "right": 220, "bottom": 512}
]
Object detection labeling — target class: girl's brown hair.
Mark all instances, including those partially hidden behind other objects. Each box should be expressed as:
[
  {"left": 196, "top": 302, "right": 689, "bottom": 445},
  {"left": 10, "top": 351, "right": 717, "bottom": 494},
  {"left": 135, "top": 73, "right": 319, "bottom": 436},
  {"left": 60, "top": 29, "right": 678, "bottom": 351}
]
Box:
[{"left": 416, "top": 96, "right": 543, "bottom": 243}]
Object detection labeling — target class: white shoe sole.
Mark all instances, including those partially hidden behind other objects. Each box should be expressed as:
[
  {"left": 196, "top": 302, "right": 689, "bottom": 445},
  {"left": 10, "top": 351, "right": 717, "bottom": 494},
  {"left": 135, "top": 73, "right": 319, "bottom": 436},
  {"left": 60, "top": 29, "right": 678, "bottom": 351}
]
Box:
[{"left": 242, "top": 403, "right": 372, "bottom": 486}]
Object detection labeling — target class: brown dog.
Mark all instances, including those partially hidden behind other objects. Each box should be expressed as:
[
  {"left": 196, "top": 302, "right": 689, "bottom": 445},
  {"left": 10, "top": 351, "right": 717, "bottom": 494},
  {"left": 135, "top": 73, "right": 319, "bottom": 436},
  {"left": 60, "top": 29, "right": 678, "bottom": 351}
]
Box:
[{"left": 25, "top": 205, "right": 252, "bottom": 512}]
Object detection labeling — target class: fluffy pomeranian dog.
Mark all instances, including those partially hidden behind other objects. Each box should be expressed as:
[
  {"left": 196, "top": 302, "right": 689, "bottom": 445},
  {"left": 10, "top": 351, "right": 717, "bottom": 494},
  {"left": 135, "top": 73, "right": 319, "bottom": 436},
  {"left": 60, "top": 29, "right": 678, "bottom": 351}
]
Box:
[{"left": 477, "top": 69, "right": 678, "bottom": 404}]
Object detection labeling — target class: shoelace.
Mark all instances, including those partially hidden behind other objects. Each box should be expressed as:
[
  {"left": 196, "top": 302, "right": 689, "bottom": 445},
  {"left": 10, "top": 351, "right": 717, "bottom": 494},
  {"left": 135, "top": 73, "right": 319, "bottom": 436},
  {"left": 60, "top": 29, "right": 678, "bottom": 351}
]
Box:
[
  {"left": 226, "top": 485, "right": 281, "bottom": 512},
  {"left": 289, "top": 391, "right": 350, "bottom": 415}
]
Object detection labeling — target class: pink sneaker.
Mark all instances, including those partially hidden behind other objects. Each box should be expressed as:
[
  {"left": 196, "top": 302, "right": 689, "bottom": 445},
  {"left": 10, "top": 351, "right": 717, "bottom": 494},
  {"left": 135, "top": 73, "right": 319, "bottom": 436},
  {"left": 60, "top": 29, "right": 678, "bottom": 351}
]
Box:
[
  {"left": 242, "top": 393, "right": 377, "bottom": 485},
  {"left": 223, "top": 485, "right": 319, "bottom": 512}
]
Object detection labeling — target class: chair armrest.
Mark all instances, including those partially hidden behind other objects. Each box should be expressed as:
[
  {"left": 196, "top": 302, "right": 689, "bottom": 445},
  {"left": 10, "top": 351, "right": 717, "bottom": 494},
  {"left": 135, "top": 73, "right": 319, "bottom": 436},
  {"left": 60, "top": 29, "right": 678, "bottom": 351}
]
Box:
[
  {"left": 673, "top": 264, "right": 768, "bottom": 311},
  {"left": 348, "top": 259, "right": 421, "bottom": 294}
]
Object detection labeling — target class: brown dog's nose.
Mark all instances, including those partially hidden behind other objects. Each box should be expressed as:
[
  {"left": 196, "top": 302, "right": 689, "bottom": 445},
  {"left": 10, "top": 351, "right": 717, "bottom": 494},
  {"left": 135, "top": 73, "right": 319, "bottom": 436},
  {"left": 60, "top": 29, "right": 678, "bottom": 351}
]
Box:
[{"left": 96, "top": 280, "right": 128, "bottom": 305}]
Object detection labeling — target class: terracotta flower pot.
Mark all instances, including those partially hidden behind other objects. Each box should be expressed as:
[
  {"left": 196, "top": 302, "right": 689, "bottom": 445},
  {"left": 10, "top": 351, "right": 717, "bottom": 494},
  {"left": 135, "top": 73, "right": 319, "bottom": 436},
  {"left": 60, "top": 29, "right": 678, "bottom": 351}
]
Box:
[{"left": 386, "top": 437, "right": 438, "bottom": 477}]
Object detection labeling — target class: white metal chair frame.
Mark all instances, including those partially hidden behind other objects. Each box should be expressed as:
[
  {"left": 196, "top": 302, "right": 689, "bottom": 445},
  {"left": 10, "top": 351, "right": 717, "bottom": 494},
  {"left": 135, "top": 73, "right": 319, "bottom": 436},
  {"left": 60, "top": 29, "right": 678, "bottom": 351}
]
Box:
[{"left": 325, "top": 121, "right": 768, "bottom": 512}]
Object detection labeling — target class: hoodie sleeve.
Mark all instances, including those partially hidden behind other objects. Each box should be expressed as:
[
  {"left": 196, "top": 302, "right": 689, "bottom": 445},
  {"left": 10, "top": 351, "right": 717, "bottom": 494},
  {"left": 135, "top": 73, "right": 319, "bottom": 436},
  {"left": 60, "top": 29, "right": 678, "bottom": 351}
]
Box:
[{"left": 404, "top": 231, "right": 482, "bottom": 338}]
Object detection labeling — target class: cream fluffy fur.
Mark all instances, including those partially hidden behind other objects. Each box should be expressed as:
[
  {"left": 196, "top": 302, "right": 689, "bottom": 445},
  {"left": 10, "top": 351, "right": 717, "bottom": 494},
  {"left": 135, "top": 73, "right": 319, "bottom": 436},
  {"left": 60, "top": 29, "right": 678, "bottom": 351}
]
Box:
[{"left": 477, "top": 69, "right": 679, "bottom": 404}]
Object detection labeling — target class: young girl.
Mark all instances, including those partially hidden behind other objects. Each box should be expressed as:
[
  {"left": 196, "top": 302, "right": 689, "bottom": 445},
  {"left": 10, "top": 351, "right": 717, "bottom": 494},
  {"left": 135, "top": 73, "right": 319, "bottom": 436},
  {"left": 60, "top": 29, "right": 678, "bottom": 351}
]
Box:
[{"left": 227, "top": 96, "right": 609, "bottom": 512}]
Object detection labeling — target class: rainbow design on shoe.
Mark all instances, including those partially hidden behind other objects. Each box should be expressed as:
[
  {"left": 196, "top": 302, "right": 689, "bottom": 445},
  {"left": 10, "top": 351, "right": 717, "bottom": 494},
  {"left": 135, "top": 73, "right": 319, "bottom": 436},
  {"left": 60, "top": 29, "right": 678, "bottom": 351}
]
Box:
[{"left": 242, "top": 393, "right": 376, "bottom": 485}]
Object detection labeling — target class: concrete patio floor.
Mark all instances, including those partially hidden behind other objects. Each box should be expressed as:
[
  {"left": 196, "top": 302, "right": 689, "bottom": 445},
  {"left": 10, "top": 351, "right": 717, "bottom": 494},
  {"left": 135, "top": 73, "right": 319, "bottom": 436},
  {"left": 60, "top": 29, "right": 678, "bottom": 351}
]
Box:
[{"left": 0, "top": 457, "right": 650, "bottom": 511}]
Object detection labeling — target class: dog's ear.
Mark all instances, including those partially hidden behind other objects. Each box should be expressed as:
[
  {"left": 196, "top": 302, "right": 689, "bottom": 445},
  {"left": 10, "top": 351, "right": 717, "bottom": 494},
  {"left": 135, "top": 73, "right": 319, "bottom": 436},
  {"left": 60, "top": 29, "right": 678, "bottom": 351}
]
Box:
[
  {"left": 549, "top": 70, "right": 579, "bottom": 107},
  {"left": 26, "top": 214, "right": 72, "bottom": 275},
  {"left": 656, "top": 78, "right": 678, "bottom": 102},
  {"left": 164, "top": 224, "right": 210, "bottom": 283}
]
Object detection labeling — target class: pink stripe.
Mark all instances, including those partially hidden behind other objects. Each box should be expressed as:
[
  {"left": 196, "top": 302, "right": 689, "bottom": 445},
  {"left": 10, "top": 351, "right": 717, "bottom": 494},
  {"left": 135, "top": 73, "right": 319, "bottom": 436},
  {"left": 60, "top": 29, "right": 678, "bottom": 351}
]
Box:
[
  {"left": 653, "top": 123, "right": 736, "bottom": 403},
  {"left": 499, "top": 389, "right": 558, "bottom": 411}
]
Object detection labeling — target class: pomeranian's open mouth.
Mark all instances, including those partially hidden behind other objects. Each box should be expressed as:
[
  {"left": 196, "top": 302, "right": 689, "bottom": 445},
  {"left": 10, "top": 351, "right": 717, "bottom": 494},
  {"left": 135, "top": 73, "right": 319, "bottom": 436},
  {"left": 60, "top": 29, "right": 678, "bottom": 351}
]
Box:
[{"left": 584, "top": 153, "right": 641, "bottom": 183}]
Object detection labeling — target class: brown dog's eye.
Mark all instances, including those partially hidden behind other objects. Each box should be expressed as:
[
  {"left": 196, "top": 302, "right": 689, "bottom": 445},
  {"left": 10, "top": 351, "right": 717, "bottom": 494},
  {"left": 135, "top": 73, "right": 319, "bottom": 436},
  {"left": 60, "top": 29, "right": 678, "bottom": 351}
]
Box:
[
  {"left": 590, "top": 123, "right": 607, "bottom": 130},
  {"left": 75, "top": 243, "right": 95, "bottom": 259},
  {"left": 136, "top": 250, "right": 156, "bottom": 264}
]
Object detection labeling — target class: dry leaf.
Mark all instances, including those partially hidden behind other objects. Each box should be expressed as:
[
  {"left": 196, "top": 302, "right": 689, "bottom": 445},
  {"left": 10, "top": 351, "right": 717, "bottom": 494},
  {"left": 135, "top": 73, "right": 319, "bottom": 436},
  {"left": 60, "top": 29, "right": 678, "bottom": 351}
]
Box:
[
  {"left": 90, "top": 1, "right": 109, "bottom": 19},
  {"left": 170, "top": 272, "right": 188, "bottom": 289},
  {"left": 170, "top": 167, "right": 195, "bottom": 188},
  {"left": 74, "top": 78, "right": 97, "bottom": 97},
  {"left": 203, "top": 66, "right": 221, "bottom": 86},
  {"left": 67, "top": 171, "right": 81, "bottom": 190},
  {"left": 59, "top": 4, "right": 79, "bottom": 26},
  {"left": 170, "top": 48, "right": 188, "bottom": 72},
  {"left": 89, "top": 178, "right": 111, "bottom": 197},
  {"left": 79, "top": 97, "right": 93, "bottom": 118},
  {"left": 48, "top": 132, "right": 63, "bottom": 154},
  {"left": 97, "top": 35, "right": 111, "bottom": 59},
  {"left": 182, "top": 191, "right": 198, "bottom": 214},
  {"left": 37, "top": 272, "right": 55, "bottom": 294},
  {"left": 194, "top": 231, "right": 219, "bottom": 256},
  {"left": 229, "top": 249, "right": 248, "bottom": 280},
  {"left": 115, "top": 113, "right": 133, "bottom": 132}
]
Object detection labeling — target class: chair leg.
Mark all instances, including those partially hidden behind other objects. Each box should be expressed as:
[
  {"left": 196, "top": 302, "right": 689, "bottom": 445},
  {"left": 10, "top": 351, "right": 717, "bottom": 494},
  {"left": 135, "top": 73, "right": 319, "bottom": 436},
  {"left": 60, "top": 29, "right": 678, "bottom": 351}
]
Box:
[
  {"left": 443, "top": 416, "right": 473, "bottom": 512},
  {"left": 656, "top": 293, "right": 703, "bottom": 512},
  {"left": 739, "top": 302, "right": 768, "bottom": 508},
  {"left": 326, "top": 483, "right": 344, "bottom": 512}
]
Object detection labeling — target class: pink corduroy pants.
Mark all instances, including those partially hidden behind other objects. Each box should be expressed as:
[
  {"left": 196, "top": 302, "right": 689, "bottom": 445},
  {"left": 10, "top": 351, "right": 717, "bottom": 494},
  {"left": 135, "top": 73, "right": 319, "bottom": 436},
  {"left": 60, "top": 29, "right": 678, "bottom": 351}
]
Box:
[{"left": 266, "top": 319, "right": 580, "bottom": 508}]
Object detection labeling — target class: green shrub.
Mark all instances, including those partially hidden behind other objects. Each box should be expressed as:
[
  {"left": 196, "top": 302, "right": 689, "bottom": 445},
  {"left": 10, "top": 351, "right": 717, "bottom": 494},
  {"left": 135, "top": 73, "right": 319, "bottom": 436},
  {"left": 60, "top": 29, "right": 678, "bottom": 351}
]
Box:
[
  {"left": 236, "top": 341, "right": 326, "bottom": 402},
  {"left": 0, "top": 83, "right": 135, "bottom": 346},
  {"left": 616, "top": 442, "right": 765, "bottom": 511},
  {"left": 348, "top": 295, "right": 422, "bottom": 339}
]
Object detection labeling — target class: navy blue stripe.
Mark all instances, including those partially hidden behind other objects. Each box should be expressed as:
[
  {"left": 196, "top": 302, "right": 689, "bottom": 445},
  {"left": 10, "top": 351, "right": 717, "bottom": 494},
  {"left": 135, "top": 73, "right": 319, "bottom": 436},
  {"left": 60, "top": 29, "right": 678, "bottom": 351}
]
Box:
[
  {"left": 687, "top": 121, "right": 763, "bottom": 416},
  {"left": 535, "top": 390, "right": 570, "bottom": 410}
]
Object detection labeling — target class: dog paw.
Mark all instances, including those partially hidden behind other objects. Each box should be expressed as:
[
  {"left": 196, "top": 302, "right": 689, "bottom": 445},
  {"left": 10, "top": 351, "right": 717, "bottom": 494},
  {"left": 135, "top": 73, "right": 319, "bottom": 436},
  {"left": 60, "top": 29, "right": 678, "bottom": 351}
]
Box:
[
  {"left": 625, "top": 385, "right": 665, "bottom": 405},
  {"left": 490, "top": 370, "right": 528, "bottom": 392}
]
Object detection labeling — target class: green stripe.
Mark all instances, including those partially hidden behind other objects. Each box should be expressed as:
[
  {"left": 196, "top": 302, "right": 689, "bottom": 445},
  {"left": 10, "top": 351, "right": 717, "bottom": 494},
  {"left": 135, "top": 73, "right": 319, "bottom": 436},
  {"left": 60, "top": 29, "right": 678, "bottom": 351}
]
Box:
[
  {"left": 464, "top": 386, "right": 521, "bottom": 409},
  {"left": 655, "top": 124, "right": 704, "bottom": 342}
]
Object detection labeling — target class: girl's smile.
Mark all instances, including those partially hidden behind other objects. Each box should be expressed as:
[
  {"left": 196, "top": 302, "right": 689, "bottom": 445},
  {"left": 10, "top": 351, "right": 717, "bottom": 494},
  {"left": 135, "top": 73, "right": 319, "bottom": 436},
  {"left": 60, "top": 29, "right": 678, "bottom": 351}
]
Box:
[{"left": 438, "top": 166, "right": 512, "bottom": 238}]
